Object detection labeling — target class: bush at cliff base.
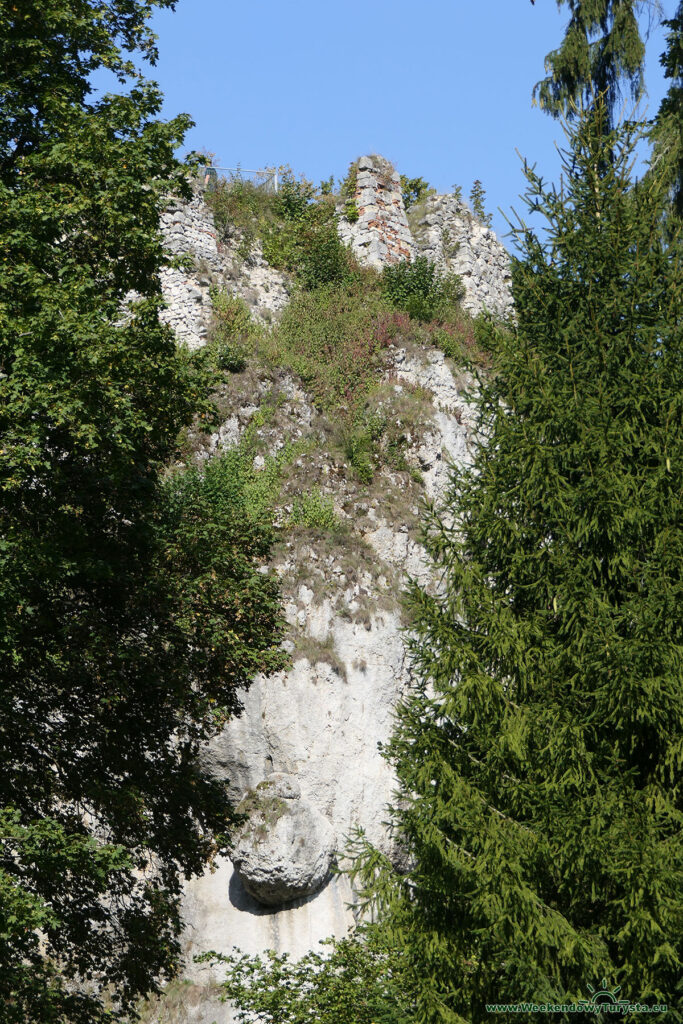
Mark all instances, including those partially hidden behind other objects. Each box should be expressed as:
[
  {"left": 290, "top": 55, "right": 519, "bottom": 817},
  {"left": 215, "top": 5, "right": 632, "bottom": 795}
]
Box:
[{"left": 200, "top": 930, "right": 415, "bottom": 1024}]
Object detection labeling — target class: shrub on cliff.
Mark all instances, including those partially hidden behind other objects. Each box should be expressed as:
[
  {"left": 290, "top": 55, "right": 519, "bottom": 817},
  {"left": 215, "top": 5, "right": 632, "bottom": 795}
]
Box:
[
  {"left": 205, "top": 173, "right": 269, "bottom": 258},
  {"left": 208, "top": 168, "right": 354, "bottom": 289},
  {"left": 400, "top": 174, "right": 435, "bottom": 210},
  {"left": 206, "top": 289, "right": 252, "bottom": 372},
  {"left": 265, "top": 271, "right": 480, "bottom": 482},
  {"left": 352, "top": 104, "right": 683, "bottom": 1022},
  {"left": 269, "top": 275, "right": 396, "bottom": 409},
  {"left": 382, "top": 255, "right": 464, "bottom": 322},
  {"left": 0, "top": 2, "right": 285, "bottom": 1021},
  {"left": 262, "top": 174, "right": 355, "bottom": 289}
]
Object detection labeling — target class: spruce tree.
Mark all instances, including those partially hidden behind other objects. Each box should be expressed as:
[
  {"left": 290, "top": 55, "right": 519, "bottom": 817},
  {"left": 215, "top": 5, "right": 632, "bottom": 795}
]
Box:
[
  {"left": 534, "top": 0, "right": 647, "bottom": 120},
  {"left": 354, "top": 104, "right": 682, "bottom": 1024},
  {"left": 650, "top": 2, "right": 683, "bottom": 219}
]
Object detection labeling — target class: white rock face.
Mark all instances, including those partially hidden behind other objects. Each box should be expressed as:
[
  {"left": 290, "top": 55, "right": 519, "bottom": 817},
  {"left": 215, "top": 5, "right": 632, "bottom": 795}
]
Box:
[
  {"left": 337, "top": 155, "right": 415, "bottom": 267},
  {"left": 159, "top": 183, "right": 290, "bottom": 350},
  {"left": 409, "top": 193, "right": 513, "bottom": 319},
  {"left": 153, "top": 161, "right": 495, "bottom": 1024},
  {"left": 199, "top": 609, "right": 408, "bottom": 859},
  {"left": 159, "top": 193, "right": 220, "bottom": 348},
  {"left": 181, "top": 616, "right": 408, "bottom": 1021},
  {"left": 393, "top": 345, "right": 477, "bottom": 502},
  {"left": 182, "top": 863, "right": 355, "bottom": 974},
  {"left": 177, "top": 352, "right": 477, "bottom": 1024},
  {"left": 230, "top": 774, "right": 335, "bottom": 906}
]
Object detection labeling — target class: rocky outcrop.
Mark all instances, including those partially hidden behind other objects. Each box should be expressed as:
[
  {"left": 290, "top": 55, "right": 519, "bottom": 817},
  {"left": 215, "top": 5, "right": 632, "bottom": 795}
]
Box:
[
  {"left": 174, "top": 348, "right": 477, "bottom": 1024},
  {"left": 160, "top": 160, "right": 512, "bottom": 355},
  {"left": 159, "top": 192, "right": 220, "bottom": 348},
  {"left": 337, "top": 155, "right": 415, "bottom": 267},
  {"left": 151, "top": 159, "right": 497, "bottom": 1024},
  {"left": 160, "top": 185, "right": 290, "bottom": 349},
  {"left": 409, "top": 193, "right": 513, "bottom": 319},
  {"left": 230, "top": 774, "right": 335, "bottom": 906},
  {"left": 334, "top": 156, "right": 513, "bottom": 320}
]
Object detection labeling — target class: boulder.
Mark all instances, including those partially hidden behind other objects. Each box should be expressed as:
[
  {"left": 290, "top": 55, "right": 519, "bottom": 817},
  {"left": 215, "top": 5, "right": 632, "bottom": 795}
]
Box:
[{"left": 230, "top": 774, "right": 335, "bottom": 906}]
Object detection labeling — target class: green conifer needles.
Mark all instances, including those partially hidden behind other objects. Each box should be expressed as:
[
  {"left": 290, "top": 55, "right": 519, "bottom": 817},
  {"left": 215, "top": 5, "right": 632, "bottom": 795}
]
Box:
[
  {"left": 354, "top": 106, "right": 682, "bottom": 1024},
  {"left": 534, "top": 0, "right": 646, "bottom": 121},
  {"left": 651, "top": 2, "right": 683, "bottom": 221}
]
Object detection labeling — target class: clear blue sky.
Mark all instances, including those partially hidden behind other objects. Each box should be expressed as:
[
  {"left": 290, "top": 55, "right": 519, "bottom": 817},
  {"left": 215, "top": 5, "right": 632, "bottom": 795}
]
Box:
[{"left": 144, "top": 0, "right": 672, "bottom": 246}]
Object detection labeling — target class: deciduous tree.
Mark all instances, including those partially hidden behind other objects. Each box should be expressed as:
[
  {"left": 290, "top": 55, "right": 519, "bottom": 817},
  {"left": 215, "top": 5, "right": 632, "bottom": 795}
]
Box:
[
  {"left": 0, "top": 3, "right": 285, "bottom": 1020},
  {"left": 202, "top": 932, "right": 415, "bottom": 1024}
]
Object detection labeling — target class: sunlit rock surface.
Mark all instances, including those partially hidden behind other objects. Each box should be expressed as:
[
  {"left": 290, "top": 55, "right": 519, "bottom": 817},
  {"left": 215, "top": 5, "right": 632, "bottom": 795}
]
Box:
[{"left": 152, "top": 165, "right": 503, "bottom": 1022}]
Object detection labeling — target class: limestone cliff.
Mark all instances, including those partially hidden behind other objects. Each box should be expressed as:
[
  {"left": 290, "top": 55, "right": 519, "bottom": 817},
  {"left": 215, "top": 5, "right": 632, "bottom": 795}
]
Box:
[
  {"left": 144, "top": 159, "right": 509, "bottom": 1023},
  {"left": 336, "top": 155, "right": 415, "bottom": 266},
  {"left": 162, "top": 154, "right": 512, "bottom": 350},
  {"left": 159, "top": 191, "right": 290, "bottom": 349},
  {"left": 408, "top": 192, "right": 513, "bottom": 320}
]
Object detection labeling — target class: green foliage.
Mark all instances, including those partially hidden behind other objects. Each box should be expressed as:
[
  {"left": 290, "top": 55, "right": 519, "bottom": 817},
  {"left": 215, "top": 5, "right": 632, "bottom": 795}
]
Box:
[
  {"left": 244, "top": 439, "right": 312, "bottom": 522},
  {"left": 341, "top": 160, "right": 360, "bottom": 222},
  {"left": 469, "top": 179, "right": 493, "bottom": 227},
  {"left": 382, "top": 255, "right": 464, "bottom": 322},
  {"left": 344, "top": 201, "right": 360, "bottom": 223},
  {"left": 159, "top": 449, "right": 287, "bottom": 696},
  {"left": 0, "top": 0, "right": 177, "bottom": 144},
  {"left": 650, "top": 2, "right": 683, "bottom": 222},
  {"left": 215, "top": 344, "right": 247, "bottom": 374},
  {"left": 289, "top": 488, "right": 339, "bottom": 529},
  {"left": 205, "top": 407, "right": 314, "bottom": 523},
  {"left": 261, "top": 174, "right": 354, "bottom": 289},
  {"left": 0, "top": 810, "right": 134, "bottom": 1024},
  {"left": 202, "top": 931, "right": 416, "bottom": 1024},
  {"left": 207, "top": 168, "right": 353, "bottom": 289},
  {"left": 206, "top": 290, "right": 252, "bottom": 372},
  {"left": 271, "top": 169, "right": 317, "bottom": 220},
  {"left": 400, "top": 174, "right": 434, "bottom": 209},
  {"left": 296, "top": 209, "right": 355, "bottom": 290},
  {"left": 429, "top": 315, "right": 482, "bottom": 364},
  {"left": 353, "top": 106, "right": 683, "bottom": 1024},
  {"left": 533, "top": 0, "right": 645, "bottom": 121},
  {"left": 341, "top": 411, "right": 387, "bottom": 483},
  {"left": 535, "top": 1, "right": 680, "bottom": 226},
  {"left": 269, "top": 275, "right": 396, "bottom": 410},
  {"left": 206, "top": 400, "right": 322, "bottom": 525},
  {"left": 205, "top": 174, "right": 270, "bottom": 259},
  {"left": 262, "top": 272, "right": 478, "bottom": 482},
  {"left": 339, "top": 378, "right": 439, "bottom": 484},
  {"left": 0, "top": 2, "right": 286, "bottom": 1020}
]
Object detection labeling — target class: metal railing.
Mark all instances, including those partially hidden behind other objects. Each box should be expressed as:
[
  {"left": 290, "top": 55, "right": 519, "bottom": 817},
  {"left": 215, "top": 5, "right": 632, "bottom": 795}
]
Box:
[{"left": 198, "top": 166, "right": 279, "bottom": 193}]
